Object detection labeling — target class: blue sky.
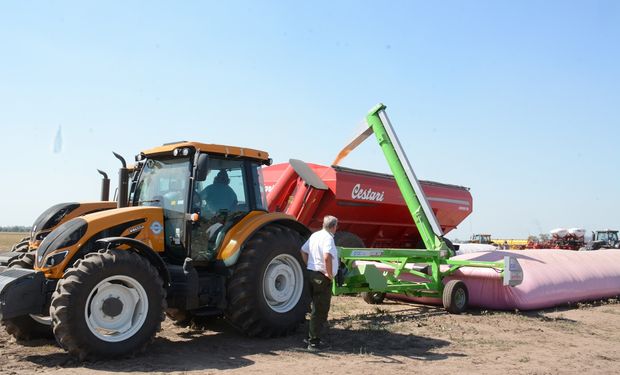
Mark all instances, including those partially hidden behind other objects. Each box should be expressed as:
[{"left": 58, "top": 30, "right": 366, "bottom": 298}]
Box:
[{"left": 0, "top": 1, "right": 618, "bottom": 240}]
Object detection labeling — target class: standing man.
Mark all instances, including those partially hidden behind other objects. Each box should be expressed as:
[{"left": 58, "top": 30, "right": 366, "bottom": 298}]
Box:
[{"left": 300, "top": 215, "right": 339, "bottom": 351}]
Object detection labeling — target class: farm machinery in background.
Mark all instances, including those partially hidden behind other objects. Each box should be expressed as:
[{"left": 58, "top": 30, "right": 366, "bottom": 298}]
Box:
[
  {"left": 468, "top": 234, "right": 527, "bottom": 250},
  {"left": 0, "top": 153, "right": 135, "bottom": 270},
  {"left": 580, "top": 230, "right": 620, "bottom": 251},
  {"left": 526, "top": 228, "right": 586, "bottom": 250}
]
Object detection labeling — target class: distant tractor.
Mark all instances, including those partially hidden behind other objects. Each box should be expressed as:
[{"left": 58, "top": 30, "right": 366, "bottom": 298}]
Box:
[
  {"left": 0, "top": 153, "right": 134, "bottom": 269},
  {"left": 469, "top": 234, "right": 493, "bottom": 245},
  {"left": 581, "top": 230, "right": 620, "bottom": 251}
]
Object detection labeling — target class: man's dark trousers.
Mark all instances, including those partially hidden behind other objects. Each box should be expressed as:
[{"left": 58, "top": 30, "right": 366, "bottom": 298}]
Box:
[{"left": 307, "top": 270, "right": 332, "bottom": 343}]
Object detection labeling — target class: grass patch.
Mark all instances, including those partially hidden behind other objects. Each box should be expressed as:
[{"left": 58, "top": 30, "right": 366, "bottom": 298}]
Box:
[{"left": 0, "top": 232, "right": 27, "bottom": 250}]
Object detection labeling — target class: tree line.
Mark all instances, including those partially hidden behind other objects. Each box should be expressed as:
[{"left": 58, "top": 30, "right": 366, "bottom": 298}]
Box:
[{"left": 0, "top": 226, "right": 30, "bottom": 232}]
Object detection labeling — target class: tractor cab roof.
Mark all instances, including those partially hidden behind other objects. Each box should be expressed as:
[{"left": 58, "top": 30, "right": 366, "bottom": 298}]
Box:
[{"left": 139, "top": 141, "right": 270, "bottom": 163}]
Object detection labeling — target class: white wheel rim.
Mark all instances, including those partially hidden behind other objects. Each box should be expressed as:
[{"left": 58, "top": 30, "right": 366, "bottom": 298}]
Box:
[
  {"left": 85, "top": 275, "right": 149, "bottom": 343},
  {"left": 30, "top": 314, "right": 52, "bottom": 326},
  {"left": 262, "top": 254, "right": 303, "bottom": 313}
]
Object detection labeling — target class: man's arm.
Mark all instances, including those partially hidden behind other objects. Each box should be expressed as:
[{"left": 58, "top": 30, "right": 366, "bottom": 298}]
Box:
[
  {"left": 300, "top": 250, "right": 308, "bottom": 266},
  {"left": 323, "top": 252, "right": 333, "bottom": 280}
]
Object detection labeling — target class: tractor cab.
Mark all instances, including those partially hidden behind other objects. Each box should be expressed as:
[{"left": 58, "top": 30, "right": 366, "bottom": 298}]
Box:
[
  {"left": 593, "top": 230, "right": 619, "bottom": 248},
  {"left": 582, "top": 230, "right": 620, "bottom": 250},
  {"left": 594, "top": 230, "right": 618, "bottom": 243},
  {"left": 132, "top": 142, "right": 271, "bottom": 263},
  {"left": 470, "top": 234, "right": 493, "bottom": 244}
]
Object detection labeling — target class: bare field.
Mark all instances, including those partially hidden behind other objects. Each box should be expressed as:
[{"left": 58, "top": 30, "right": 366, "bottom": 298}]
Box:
[
  {"left": 1, "top": 232, "right": 619, "bottom": 374},
  {"left": 0, "top": 232, "right": 27, "bottom": 250},
  {"left": 1, "top": 295, "right": 620, "bottom": 375}
]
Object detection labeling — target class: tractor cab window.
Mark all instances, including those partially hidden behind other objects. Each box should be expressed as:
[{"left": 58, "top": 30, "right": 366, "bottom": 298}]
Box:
[
  {"left": 133, "top": 157, "right": 191, "bottom": 258},
  {"left": 190, "top": 158, "right": 250, "bottom": 261}
]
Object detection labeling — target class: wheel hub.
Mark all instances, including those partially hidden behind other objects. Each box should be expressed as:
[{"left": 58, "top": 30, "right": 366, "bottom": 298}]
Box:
[
  {"left": 262, "top": 254, "right": 303, "bottom": 313},
  {"left": 101, "top": 297, "right": 124, "bottom": 318},
  {"left": 85, "top": 276, "right": 149, "bottom": 343},
  {"left": 264, "top": 263, "right": 295, "bottom": 303}
]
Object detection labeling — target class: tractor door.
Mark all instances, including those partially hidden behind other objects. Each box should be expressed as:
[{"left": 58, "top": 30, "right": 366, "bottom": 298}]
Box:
[{"left": 189, "top": 157, "right": 265, "bottom": 261}]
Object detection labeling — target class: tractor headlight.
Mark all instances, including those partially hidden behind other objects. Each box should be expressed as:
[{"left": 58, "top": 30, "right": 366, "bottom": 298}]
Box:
[
  {"left": 36, "top": 218, "right": 88, "bottom": 267},
  {"left": 45, "top": 251, "right": 69, "bottom": 267},
  {"left": 35, "top": 231, "right": 50, "bottom": 241}
]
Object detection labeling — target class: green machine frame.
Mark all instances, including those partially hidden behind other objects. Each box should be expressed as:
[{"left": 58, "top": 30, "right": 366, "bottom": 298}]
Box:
[{"left": 332, "top": 104, "right": 522, "bottom": 312}]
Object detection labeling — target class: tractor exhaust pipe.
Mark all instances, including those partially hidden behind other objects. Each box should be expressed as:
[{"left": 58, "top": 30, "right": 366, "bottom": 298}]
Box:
[
  {"left": 97, "top": 169, "right": 110, "bottom": 201},
  {"left": 113, "top": 152, "right": 129, "bottom": 208}
]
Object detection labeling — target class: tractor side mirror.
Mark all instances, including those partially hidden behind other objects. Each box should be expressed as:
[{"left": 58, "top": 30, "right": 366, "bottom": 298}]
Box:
[{"left": 195, "top": 154, "right": 209, "bottom": 181}]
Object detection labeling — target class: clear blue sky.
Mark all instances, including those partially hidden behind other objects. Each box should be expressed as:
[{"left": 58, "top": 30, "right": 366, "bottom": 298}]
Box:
[{"left": 0, "top": 1, "right": 618, "bottom": 240}]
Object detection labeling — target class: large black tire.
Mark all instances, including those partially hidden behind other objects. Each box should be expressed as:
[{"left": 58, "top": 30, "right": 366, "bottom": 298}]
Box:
[
  {"left": 7, "top": 251, "right": 35, "bottom": 269},
  {"left": 361, "top": 292, "right": 386, "bottom": 304},
  {"left": 50, "top": 250, "right": 166, "bottom": 360},
  {"left": 334, "top": 231, "right": 365, "bottom": 248},
  {"left": 2, "top": 252, "right": 54, "bottom": 341},
  {"left": 442, "top": 280, "right": 468, "bottom": 314},
  {"left": 225, "top": 224, "right": 308, "bottom": 337},
  {"left": 11, "top": 238, "right": 30, "bottom": 253}
]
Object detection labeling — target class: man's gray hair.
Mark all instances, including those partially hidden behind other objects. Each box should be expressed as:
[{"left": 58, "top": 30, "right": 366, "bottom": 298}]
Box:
[{"left": 322, "top": 215, "right": 338, "bottom": 230}]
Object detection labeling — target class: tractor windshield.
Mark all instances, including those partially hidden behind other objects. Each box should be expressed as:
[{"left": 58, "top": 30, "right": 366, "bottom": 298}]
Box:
[
  {"left": 133, "top": 157, "right": 191, "bottom": 253},
  {"left": 133, "top": 158, "right": 191, "bottom": 208}
]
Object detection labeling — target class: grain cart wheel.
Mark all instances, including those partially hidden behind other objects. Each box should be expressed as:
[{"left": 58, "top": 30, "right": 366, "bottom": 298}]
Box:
[
  {"left": 361, "top": 292, "right": 386, "bottom": 305},
  {"left": 334, "top": 231, "right": 365, "bottom": 248},
  {"left": 50, "top": 249, "right": 166, "bottom": 360},
  {"left": 226, "top": 223, "right": 307, "bottom": 337},
  {"left": 2, "top": 252, "right": 54, "bottom": 341},
  {"left": 442, "top": 280, "right": 468, "bottom": 314}
]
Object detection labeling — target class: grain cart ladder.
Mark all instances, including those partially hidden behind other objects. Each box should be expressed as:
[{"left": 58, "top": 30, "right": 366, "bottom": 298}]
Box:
[{"left": 332, "top": 103, "right": 523, "bottom": 313}]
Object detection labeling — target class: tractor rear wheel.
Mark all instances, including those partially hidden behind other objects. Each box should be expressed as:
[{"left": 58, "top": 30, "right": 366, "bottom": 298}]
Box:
[
  {"left": 2, "top": 252, "right": 54, "bottom": 341},
  {"left": 442, "top": 280, "right": 468, "bottom": 314},
  {"left": 226, "top": 224, "right": 307, "bottom": 337},
  {"left": 50, "top": 249, "right": 166, "bottom": 360}
]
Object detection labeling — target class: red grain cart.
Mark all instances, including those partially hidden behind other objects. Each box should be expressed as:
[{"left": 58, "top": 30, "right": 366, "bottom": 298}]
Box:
[{"left": 263, "top": 160, "right": 472, "bottom": 248}]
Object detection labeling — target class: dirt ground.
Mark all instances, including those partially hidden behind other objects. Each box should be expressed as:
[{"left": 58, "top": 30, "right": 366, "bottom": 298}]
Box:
[{"left": 1, "top": 295, "right": 619, "bottom": 375}]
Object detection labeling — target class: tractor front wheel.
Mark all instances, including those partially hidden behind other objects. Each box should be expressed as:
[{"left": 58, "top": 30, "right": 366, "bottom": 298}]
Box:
[
  {"left": 226, "top": 224, "right": 307, "bottom": 337},
  {"left": 11, "top": 237, "right": 30, "bottom": 253},
  {"left": 50, "top": 249, "right": 166, "bottom": 360},
  {"left": 2, "top": 252, "right": 53, "bottom": 341}
]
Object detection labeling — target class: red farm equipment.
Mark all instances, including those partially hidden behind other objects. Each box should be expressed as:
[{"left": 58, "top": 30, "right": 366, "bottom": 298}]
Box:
[{"left": 263, "top": 161, "right": 472, "bottom": 249}]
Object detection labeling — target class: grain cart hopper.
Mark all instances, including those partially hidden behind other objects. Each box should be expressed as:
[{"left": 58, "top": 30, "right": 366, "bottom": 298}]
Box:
[
  {"left": 0, "top": 141, "right": 310, "bottom": 359},
  {"left": 0, "top": 153, "right": 135, "bottom": 270},
  {"left": 263, "top": 162, "right": 472, "bottom": 249}
]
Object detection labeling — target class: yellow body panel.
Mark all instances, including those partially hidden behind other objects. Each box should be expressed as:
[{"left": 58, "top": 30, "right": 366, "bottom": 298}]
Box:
[
  {"left": 142, "top": 141, "right": 269, "bottom": 162},
  {"left": 40, "top": 206, "right": 165, "bottom": 279},
  {"left": 216, "top": 211, "right": 297, "bottom": 264},
  {"left": 29, "top": 201, "right": 118, "bottom": 249}
]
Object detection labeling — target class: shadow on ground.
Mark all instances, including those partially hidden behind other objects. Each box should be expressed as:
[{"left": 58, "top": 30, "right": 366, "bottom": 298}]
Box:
[{"left": 23, "top": 311, "right": 458, "bottom": 372}]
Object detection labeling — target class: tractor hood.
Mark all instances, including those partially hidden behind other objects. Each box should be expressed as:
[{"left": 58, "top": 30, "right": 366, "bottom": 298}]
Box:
[{"left": 35, "top": 206, "right": 165, "bottom": 279}]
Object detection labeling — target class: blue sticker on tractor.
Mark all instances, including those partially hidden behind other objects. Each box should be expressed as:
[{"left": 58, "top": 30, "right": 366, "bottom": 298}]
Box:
[{"left": 150, "top": 221, "right": 163, "bottom": 235}]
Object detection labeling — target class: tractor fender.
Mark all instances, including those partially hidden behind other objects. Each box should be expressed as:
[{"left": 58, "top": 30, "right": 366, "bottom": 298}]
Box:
[
  {"left": 95, "top": 237, "right": 170, "bottom": 286},
  {"left": 217, "top": 212, "right": 310, "bottom": 267}
]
